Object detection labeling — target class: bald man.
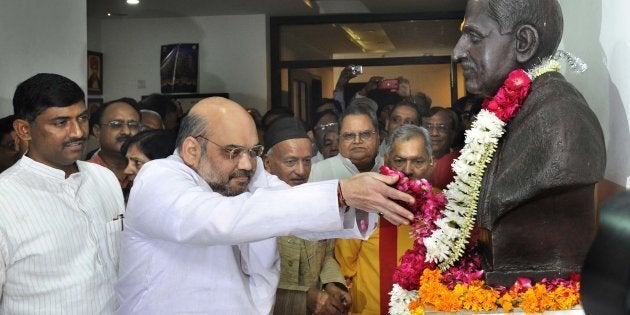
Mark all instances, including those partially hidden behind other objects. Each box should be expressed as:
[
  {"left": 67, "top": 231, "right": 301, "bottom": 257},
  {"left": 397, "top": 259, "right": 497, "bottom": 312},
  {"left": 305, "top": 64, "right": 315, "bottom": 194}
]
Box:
[{"left": 115, "top": 97, "right": 414, "bottom": 314}]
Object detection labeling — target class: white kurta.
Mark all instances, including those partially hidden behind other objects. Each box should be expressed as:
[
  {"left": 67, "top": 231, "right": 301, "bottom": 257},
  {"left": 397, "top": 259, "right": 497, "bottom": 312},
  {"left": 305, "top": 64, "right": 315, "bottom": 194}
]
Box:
[
  {"left": 309, "top": 153, "right": 384, "bottom": 183},
  {"left": 116, "top": 155, "right": 376, "bottom": 314},
  {"left": 0, "top": 156, "right": 125, "bottom": 314}
]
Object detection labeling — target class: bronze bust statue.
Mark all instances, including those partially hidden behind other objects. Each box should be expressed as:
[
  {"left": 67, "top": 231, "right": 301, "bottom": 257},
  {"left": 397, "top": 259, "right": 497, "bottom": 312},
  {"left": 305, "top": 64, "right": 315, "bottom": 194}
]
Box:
[{"left": 454, "top": 0, "right": 606, "bottom": 286}]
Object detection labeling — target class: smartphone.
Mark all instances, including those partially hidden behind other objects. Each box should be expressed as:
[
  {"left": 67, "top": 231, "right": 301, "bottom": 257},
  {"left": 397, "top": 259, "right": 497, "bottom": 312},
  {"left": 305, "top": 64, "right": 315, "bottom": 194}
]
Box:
[{"left": 378, "top": 79, "right": 398, "bottom": 92}]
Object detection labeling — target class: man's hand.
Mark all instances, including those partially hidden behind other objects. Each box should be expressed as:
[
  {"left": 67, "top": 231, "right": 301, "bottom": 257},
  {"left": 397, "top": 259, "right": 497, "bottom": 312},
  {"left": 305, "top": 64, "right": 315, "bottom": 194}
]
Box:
[
  {"left": 335, "top": 66, "right": 358, "bottom": 91},
  {"left": 339, "top": 173, "right": 415, "bottom": 225},
  {"left": 357, "top": 76, "right": 384, "bottom": 96},
  {"left": 306, "top": 286, "right": 348, "bottom": 314},
  {"left": 323, "top": 283, "right": 352, "bottom": 313},
  {"left": 397, "top": 77, "right": 411, "bottom": 98}
]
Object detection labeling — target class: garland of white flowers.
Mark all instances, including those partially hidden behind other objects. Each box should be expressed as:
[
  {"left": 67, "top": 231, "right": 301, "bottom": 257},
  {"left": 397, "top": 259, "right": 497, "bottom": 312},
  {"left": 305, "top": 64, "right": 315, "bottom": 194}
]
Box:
[{"left": 423, "top": 56, "right": 567, "bottom": 270}]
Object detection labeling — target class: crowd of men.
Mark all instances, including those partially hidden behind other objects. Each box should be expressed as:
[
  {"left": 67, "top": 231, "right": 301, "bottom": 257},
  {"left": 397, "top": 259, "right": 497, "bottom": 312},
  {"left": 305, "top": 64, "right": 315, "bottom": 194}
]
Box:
[{"left": 0, "top": 0, "right": 606, "bottom": 314}]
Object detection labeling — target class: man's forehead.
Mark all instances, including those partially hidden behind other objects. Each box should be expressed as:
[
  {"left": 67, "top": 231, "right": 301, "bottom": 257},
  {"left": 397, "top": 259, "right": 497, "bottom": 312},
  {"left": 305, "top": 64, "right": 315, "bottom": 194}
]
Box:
[
  {"left": 38, "top": 102, "right": 87, "bottom": 118},
  {"left": 341, "top": 114, "right": 373, "bottom": 130},
  {"left": 392, "top": 106, "right": 418, "bottom": 118},
  {"left": 103, "top": 102, "right": 138, "bottom": 117},
  {"left": 392, "top": 138, "right": 429, "bottom": 156},
  {"left": 424, "top": 112, "right": 450, "bottom": 123},
  {"left": 463, "top": 0, "right": 493, "bottom": 28}
]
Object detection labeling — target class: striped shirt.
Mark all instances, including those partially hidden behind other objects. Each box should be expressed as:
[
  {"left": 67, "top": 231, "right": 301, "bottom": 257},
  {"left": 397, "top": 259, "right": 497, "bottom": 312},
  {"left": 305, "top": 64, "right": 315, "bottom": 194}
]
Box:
[{"left": 0, "top": 156, "right": 125, "bottom": 314}]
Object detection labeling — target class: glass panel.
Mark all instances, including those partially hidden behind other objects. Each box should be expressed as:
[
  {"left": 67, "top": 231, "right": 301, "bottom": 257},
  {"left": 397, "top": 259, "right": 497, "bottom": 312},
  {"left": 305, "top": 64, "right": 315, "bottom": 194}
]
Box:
[
  {"left": 283, "top": 65, "right": 466, "bottom": 123},
  {"left": 279, "top": 19, "right": 462, "bottom": 61}
]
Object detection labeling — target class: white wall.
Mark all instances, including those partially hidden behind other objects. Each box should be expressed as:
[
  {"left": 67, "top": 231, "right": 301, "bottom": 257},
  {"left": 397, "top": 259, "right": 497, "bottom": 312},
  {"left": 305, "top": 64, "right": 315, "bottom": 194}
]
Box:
[
  {"left": 0, "top": 0, "right": 87, "bottom": 117},
  {"left": 98, "top": 15, "right": 268, "bottom": 113},
  {"left": 558, "top": 0, "right": 630, "bottom": 186}
]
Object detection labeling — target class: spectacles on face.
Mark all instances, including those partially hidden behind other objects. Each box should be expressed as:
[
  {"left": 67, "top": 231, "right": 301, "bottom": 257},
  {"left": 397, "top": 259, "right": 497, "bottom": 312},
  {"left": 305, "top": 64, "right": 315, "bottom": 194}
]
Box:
[
  {"left": 314, "top": 122, "right": 338, "bottom": 132},
  {"left": 104, "top": 120, "right": 141, "bottom": 130},
  {"left": 340, "top": 130, "right": 376, "bottom": 143},
  {"left": 195, "top": 135, "right": 264, "bottom": 160},
  {"left": 424, "top": 123, "right": 451, "bottom": 133}
]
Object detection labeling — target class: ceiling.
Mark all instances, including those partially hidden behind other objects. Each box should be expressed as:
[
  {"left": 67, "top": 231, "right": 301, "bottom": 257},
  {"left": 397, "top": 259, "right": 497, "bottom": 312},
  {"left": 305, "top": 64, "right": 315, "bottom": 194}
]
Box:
[
  {"left": 87, "top": 0, "right": 466, "bottom": 19},
  {"left": 87, "top": 1, "right": 467, "bottom": 64}
]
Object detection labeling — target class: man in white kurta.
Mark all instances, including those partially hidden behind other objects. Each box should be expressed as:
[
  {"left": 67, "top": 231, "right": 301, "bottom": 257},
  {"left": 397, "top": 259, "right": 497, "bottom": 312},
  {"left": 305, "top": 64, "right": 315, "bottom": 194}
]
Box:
[
  {"left": 0, "top": 73, "right": 125, "bottom": 314},
  {"left": 116, "top": 97, "right": 413, "bottom": 314},
  {"left": 0, "top": 157, "right": 124, "bottom": 314},
  {"left": 309, "top": 104, "right": 384, "bottom": 183},
  {"left": 309, "top": 153, "right": 384, "bottom": 182}
]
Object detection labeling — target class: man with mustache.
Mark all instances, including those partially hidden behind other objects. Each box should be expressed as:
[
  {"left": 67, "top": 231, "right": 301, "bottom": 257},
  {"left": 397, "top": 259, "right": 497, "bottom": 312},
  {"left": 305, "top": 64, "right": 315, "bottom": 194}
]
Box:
[
  {"left": 309, "top": 103, "right": 382, "bottom": 182},
  {"left": 454, "top": 0, "right": 605, "bottom": 285},
  {"left": 421, "top": 107, "right": 460, "bottom": 190},
  {"left": 89, "top": 98, "right": 141, "bottom": 198},
  {"left": 0, "top": 73, "right": 125, "bottom": 313},
  {"left": 308, "top": 103, "right": 385, "bottom": 314},
  {"left": 263, "top": 117, "right": 351, "bottom": 315},
  {"left": 116, "top": 97, "right": 415, "bottom": 314}
]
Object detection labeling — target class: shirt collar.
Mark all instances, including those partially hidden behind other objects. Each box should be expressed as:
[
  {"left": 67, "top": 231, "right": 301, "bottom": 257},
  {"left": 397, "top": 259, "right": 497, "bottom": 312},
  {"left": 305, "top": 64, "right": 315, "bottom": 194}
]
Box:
[{"left": 19, "top": 155, "right": 83, "bottom": 182}]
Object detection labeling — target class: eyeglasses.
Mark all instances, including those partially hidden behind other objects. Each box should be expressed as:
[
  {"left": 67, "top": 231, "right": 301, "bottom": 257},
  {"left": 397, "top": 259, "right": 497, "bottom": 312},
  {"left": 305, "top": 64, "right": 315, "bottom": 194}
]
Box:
[
  {"left": 104, "top": 120, "right": 141, "bottom": 130},
  {"left": 314, "top": 122, "right": 338, "bottom": 132},
  {"left": 424, "top": 123, "right": 451, "bottom": 133},
  {"left": 195, "top": 135, "right": 264, "bottom": 160},
  {"left": 340, "top": 130, "right": 376, "bottom": 142}
]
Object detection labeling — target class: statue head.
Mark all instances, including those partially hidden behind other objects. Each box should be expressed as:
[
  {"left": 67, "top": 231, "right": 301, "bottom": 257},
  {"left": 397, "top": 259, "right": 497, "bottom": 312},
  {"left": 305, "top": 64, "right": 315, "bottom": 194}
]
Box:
[{"left": 453, "top": 0, "right": 564, "bottom": 97}]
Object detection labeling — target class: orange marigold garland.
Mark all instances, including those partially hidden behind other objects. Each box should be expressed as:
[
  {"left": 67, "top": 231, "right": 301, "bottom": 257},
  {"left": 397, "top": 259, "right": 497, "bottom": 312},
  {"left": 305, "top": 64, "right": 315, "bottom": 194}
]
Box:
[{"left": 406, "top": 269, "right": 580, "bottom": 314}]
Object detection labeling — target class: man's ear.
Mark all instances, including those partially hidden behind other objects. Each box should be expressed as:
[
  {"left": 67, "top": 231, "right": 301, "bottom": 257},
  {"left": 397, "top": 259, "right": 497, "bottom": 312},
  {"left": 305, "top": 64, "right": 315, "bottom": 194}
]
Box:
[
  {"left": 180, "top": 136, "right": 202, "bottom": 169},
  {"left": 92, "top": 124, "right": 101, "bottom": 140},
  {"left": 263, "top": 153, "right": 271, "bottom": 172},
  {"left": 13, "top": 119, "right": 32, "bottom": 142},
  {"left": 514, "top": 24, "right": 540, "bottom": 64}
]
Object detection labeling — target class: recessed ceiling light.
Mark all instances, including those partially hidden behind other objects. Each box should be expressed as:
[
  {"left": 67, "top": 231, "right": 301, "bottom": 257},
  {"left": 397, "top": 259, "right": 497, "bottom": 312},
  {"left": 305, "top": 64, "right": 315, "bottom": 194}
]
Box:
[{"left": 127, "top": 0, "right": 139, "bottom": 4}]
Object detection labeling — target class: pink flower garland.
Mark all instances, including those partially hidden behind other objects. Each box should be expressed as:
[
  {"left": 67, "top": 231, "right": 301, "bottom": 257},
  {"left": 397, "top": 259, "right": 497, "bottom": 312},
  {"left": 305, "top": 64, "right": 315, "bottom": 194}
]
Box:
[{"left": 482, "top": 69, "right": 531, "bottom": 122}]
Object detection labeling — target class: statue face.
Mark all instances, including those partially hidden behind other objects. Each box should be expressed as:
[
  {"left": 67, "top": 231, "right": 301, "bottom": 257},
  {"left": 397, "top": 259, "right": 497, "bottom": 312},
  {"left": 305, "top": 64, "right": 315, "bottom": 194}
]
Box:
[{"left": 453, "top": 0, "right": 519, "bottom": 97}]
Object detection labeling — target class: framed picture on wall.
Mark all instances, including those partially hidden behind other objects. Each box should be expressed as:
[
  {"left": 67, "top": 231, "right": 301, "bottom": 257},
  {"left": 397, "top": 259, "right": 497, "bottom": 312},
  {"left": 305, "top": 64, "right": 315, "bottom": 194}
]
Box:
[
  {"left": 160, "top": 43, "right": 199, "bottom": 94},
  {"left": 87, "top": 51, "right": 103, "bottom": 95}
]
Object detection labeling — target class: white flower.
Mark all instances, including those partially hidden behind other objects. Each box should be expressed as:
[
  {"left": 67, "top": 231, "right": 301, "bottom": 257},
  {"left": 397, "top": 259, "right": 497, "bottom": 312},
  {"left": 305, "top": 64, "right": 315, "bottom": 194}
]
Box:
[{"left": 389, "top": 284, "right": 418, "bottom": 315}]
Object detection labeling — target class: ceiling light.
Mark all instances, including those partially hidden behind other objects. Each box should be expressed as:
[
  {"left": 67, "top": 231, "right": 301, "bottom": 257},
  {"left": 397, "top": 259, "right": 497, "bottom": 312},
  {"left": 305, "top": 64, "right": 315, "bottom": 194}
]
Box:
[
  {"left": 340, "top": 24, "right": 396, "bottom": 53},
  {"left": 107, "top": 12, "right": 112, "bottom": 16},
  {"left": 127, "top": 0, "right": 139, "bottom": 4}
]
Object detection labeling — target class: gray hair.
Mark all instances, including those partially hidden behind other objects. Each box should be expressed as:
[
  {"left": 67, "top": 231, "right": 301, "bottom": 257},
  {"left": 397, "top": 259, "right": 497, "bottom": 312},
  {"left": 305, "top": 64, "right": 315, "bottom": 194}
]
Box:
[
  {"left": 339, "top": 103, "right": 379, "bottom": 132},
  {"left": 175, "top": 113, "right": 208, "bottom": 151},
  {"left": 384, "top": 124, "right": 432, "bottom": 158}
]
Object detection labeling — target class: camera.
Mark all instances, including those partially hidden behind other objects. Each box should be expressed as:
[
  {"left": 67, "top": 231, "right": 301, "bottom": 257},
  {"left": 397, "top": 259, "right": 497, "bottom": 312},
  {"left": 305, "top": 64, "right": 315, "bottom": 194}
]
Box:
[{"left": 349, "top": 65, "right": 363, "bottom": 76}]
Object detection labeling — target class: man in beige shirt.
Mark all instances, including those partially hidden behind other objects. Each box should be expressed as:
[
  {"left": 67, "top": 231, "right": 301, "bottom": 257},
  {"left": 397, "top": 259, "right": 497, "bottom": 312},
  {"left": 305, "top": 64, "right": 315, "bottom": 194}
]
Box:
[{"left": 264, "top": 117, "right": 351, "bottom": 315}]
